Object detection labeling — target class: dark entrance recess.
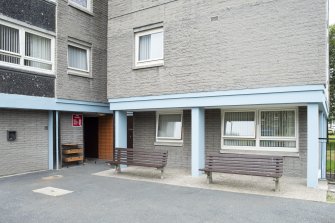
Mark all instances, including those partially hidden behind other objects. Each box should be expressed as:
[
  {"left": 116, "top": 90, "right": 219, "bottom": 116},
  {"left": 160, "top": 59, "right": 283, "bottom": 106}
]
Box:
[
  {"left": 127, "top": 116, "right": 133, "bottom": 148},
  {"left": 84, "top": 117, "right": 99, "bottom": 158}
]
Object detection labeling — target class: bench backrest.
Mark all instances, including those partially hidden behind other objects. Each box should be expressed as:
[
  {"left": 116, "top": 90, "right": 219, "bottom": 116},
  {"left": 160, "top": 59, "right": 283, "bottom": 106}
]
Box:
[
  {"left": 205, "top": 153, "right": 283, "bottom": 178},
  {"left": 113, "top": 148, "right": 168, "bottom": 168}
]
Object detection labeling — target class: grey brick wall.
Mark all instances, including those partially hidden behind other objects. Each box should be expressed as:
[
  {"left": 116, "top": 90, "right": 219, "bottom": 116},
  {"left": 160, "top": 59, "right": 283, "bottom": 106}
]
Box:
[
  {"left": 60, "top": 112, "right": 83, "bottom": 148},
  {"left": 133, "top": 107, "right": 308, "bottom": 177},
  {"left": 133, "top": 111, "right": 191, "bottom": 168},
  {"left": 56, "top": 0, "right": 108, "bottom": 103},
  {"left": 107, "top": 0, "right": 328, "bottom": 99},
  {"left": 0, "top": 109, "right": 49, "bottom": 176}
]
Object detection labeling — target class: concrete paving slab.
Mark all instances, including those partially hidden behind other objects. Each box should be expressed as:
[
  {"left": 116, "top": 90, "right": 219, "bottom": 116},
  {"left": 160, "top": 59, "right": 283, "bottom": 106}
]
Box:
[{"left": 94, "top": 166, "right": 328, "bottom": 202}]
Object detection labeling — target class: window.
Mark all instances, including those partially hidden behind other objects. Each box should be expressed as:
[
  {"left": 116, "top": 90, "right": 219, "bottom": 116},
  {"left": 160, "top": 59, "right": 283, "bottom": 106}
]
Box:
[
  {"left": 69, "top": 0, "right": 92, "bottom": 12},
  {"left": 0, "top": 22, "right": 54, "bottom": 74},
  {"left": 156, "top": 112, "right": 182, "bottom": 141},
  {"left": 67, "top": 42, "right": 91, "bottom": 76},
  {"left": 135, "top": 28, "right": 164, "bottom": 67},
  {"left": 222, "top": 109, "right": 298, "bottom": 152}
]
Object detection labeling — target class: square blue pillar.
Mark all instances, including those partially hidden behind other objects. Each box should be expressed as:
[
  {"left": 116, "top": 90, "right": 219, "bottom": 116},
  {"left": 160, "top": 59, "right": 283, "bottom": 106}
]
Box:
[
  {"left": 307, "top": 104, "right": 319, "bottom": 188},
  {"left": 115, "top": 111, "right": 127, "bottom": 148},
  {"left": 48, "top": 111, "right": 54, "bottom": 170},
  {"left": 191, "top": 108, "right": 205, "bottom": 176}
]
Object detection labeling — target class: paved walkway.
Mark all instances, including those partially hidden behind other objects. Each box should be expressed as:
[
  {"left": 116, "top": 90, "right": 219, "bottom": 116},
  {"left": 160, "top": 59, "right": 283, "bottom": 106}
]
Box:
[{"left": 0, "top": 163, "right": 334, "bottom": 223}]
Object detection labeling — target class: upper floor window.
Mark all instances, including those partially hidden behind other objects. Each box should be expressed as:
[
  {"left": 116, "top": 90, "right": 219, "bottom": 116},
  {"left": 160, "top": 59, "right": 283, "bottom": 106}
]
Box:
[
  {"left": 0, "top": 21, "right": 54, "bottom": 74},
  {"left": 69, "top": 0, "right": 92, "bottom": 12},
  {"left": 135, "top": 28, "right": 164, "bottom": 68},
  {"left": 67, "top": 40, "right": 91, "bottom": 77}
]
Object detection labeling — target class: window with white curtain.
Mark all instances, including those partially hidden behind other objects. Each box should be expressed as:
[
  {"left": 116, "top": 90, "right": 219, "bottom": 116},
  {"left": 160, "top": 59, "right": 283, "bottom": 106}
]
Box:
[
  {"left": 69, "top": 0, "right": 92, "bottom": 11},
  {"left": 67, "top": 42, "right": 90, "bottom": 74},
  {"left": 222, "top": 109, "right": 298, "bottom": 152},
  {"left": 156, "top": 112, "right": 182, "bottom": 141},
  {"left": 135, "top": 28, "right": 164, "bottom": 67},
  {"left": 0, "top": 22, "right": 54, "bottom": 73}
]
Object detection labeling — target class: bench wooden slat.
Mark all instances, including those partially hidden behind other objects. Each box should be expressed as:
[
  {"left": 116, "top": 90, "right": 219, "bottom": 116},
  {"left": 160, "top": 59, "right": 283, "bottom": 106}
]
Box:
[
  {"left": 201, "top": 152, "right": 283, "bottom": 191},
  {"left": 106, "top": 148, "right": 168, "bottom": 179}
]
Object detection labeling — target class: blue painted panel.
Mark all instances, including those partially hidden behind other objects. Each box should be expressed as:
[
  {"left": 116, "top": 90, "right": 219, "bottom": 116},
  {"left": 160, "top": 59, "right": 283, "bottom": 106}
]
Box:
[
  {"left": 0, "top": 93, "right": 112, "bottom": 113},
  {"left": 307, "top": 104, "right": 319, "bottom": 188}
]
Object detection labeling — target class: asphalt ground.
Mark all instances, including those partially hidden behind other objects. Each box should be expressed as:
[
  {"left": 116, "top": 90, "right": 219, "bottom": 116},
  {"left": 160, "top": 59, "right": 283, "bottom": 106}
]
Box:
[{"left": 0, "top": 162, "right": 334, "bottom": 223}]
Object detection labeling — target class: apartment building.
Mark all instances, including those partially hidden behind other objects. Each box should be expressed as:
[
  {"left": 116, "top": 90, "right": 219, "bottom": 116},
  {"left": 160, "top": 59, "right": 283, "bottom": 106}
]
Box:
[
  {"left": 0, "top": 0, "right": 112, "bottom": 176},
  {"left": 107, "top": 0, "right": 329, "bottom": 188}
]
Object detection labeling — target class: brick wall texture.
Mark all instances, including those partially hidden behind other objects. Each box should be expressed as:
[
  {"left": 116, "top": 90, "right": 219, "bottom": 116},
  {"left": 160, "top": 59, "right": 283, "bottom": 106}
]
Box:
[
  {"left": 0, "top": 109, "right": 49, "bottom": 176},
  {"left": 56, "top": 0, "right": 108, "bottom": 102},
  {"left": 60, "top": 112, "right": 83, "bottom": 148},
  {"left": 107, "top": 0, "right": 328, "bottom": 99},
  {"left": 133, "top": 107, "right": 307, "bottom": 177}
]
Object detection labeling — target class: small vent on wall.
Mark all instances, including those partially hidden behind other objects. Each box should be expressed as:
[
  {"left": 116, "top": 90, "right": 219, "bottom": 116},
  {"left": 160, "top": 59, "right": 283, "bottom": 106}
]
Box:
[{"left": 211, "top": 16, "right": 219, "bottom": 22}]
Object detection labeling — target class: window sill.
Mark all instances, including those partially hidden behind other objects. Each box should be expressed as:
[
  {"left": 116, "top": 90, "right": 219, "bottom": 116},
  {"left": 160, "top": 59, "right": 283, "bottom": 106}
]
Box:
[
  {"left": 220, "top": 149, "right": 300, "bottom": 157},
  {"left": 0, "top": 63, "right": 55, "bottom": 77},
  {"left": 68, "top": 2, "right": 94, "bottom": 16},
  {"left": 133, "top": 61, "right": 164, "bottom": 70},
  {"left": 154, "top": 141, "right": 183, "bottom": 147},
  {"left": 67, "top": 69, "right": 92, "bottom": 79}
]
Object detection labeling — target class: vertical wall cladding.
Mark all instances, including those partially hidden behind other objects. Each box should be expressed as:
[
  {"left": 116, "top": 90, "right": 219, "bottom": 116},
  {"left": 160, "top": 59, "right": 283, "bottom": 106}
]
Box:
[
  {"left": 60, "top": 112, "right": 83, "bottom": 148},
  {"left": 56, "top": 0, "right": 108, "bottom": 102},
  {"left": 0, "top": 109, "right": 49, "bottom": 176},
  {"left": 133, "top": 110, "right": 191, "bottom": 169},
  {"left": 0, "top": 0, "right": 56, "bottom": 32},
  {"left": 107, "top": 0, "right": 328, "bottom": 99},
  {"left": 99, "top": 115, "right": 114, "bottom": 160}
]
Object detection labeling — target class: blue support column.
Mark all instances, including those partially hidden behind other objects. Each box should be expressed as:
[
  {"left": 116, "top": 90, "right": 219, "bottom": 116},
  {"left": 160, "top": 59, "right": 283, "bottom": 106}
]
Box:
[
  {"left": 48, "top": 111, "right": 54, "bottom": 170},
  {"left": 115, "top": 111, "right": 127, "bottom": 148},
  {"left": 191, "top": 108, "right": 205, "bottom": 177},
  {"left": 307, "top": 104, "right": 319, "bottom": 188},
  {"left": 55, "top": 111, "right": 60, "bottom": 170}
]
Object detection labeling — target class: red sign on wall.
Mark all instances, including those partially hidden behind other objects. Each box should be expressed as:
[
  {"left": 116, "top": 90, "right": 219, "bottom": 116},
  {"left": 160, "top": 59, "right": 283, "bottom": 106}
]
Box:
[{"left": 72, "top": 114, "right": 83, "bottom": 127}]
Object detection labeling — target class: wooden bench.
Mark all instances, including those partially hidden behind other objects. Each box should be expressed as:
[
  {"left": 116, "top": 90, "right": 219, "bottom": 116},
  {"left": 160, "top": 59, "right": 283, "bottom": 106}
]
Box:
[
  {"left": 200, "top": 153, "right": 283, "bottom": 191},
  {"left": 106, "top": 148, "right": 168, "bottom": 179}
]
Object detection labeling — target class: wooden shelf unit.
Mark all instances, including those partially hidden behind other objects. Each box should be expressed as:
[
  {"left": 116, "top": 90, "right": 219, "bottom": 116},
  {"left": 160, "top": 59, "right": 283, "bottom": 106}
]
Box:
[{"left": 62, "top": 144, "right": 84, "bottom": 167}]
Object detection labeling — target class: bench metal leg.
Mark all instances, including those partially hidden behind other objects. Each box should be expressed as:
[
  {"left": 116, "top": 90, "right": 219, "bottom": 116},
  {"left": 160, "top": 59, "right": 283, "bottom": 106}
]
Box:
[
  {"left": 274, "top": 178, "right": 280, "bottom": 192},
  {"left": 207, "top": 172, "right": 213, "bottom": 184}
]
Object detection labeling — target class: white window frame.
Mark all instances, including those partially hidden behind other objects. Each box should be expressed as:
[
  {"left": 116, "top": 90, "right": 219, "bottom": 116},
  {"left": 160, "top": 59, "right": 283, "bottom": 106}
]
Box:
[
  {"left": 221, "top": 108, "right": 299, "bottom": 152},
  {"left": 67, "top": 41, "right": 91, "bottom": 77},
  {"left": 68, "top": 0, "right": 93, "bottom": 13},
  {"left": 156, "top": 111, "right": 183, "bottom": 142},
  {"left": 134, "top": 28, "right": 164, "bottom": 68},
  {"left": 0, "top": 20, "right": 55, "bottom": 75}
]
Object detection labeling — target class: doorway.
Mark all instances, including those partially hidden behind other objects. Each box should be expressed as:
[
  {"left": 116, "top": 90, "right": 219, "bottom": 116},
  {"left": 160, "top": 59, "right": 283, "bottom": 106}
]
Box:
[{"left": 84, "top": 117, "right": 99, "bottom": 158}]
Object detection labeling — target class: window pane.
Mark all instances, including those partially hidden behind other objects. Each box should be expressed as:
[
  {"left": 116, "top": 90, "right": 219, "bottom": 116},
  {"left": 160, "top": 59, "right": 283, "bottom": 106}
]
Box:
[
  {"left": 260, "top": 140, "right": 296, "bottom": 148},
  {"left": 68, "top": 45, "right": 88, "bottom": 71},
  {"left": 25, "top": 33, "right": 51, "bottom": 61},
  {"left": 224, "top": 112, "right": 255, "bottom": 137},
  {"left": 138, "top": 31, "right": 163, "bottom": 61},
  {"left": 158, "top": 114, "right": 182, "bottom": 139},
  {"left": 0, "top": 24, "right": 20, "bottom": 64},
  {"left": 150, "top": 32, "right": 163, "bottom": 60},
  {"left": 70, "top": 0, "right": 87, "bottom": 7},
  {"left": 224, "top": 139, "right": 256, "bottom": 147},
  {"left": 261, "top": 111, "right": 295, "bottom": 137},
  {"left": 139, "top": 34, "right": 151, "bottom": 61},
  {"left": 24, "top": 60, "right": 52, "bottom": 70}
]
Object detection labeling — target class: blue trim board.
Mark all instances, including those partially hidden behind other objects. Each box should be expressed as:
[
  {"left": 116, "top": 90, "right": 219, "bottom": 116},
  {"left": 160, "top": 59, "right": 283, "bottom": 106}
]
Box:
[
  {"left": 0, "top": 94, "right": 112, "bottom": 113},
  {"left": 109, "top": 85, "right": 328, "bottom": 114}
]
